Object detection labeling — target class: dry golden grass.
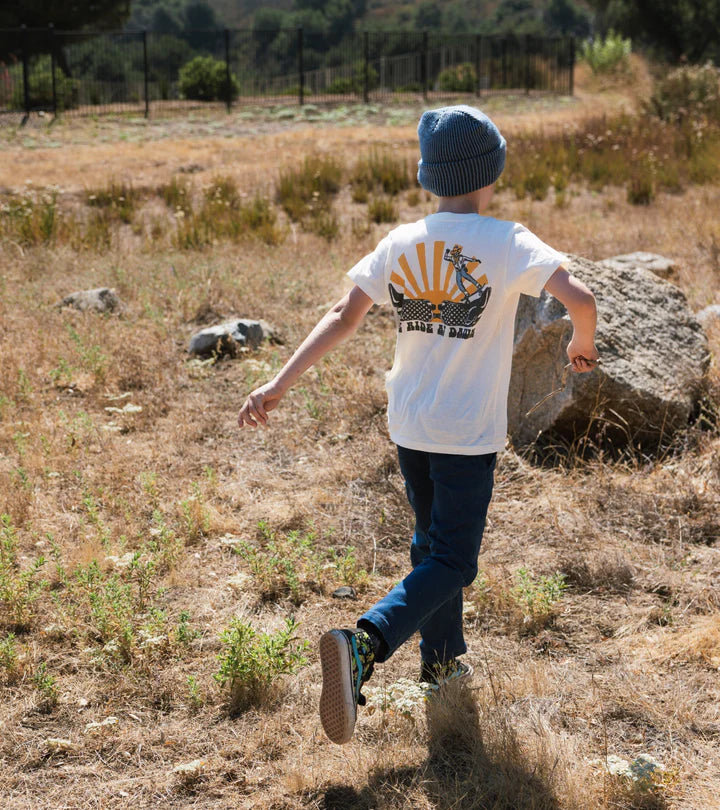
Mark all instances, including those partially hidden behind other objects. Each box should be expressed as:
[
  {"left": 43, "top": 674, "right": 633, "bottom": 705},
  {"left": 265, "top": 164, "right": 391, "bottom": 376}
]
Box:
[{"left": 1, "top": 74, "right": 720, "bottom": 809}]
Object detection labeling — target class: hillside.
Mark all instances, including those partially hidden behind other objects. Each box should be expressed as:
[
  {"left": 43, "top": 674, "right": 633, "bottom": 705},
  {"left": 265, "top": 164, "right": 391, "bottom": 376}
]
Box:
[{"left": 127, "top": 0, "right": 592, "bottom": 35}]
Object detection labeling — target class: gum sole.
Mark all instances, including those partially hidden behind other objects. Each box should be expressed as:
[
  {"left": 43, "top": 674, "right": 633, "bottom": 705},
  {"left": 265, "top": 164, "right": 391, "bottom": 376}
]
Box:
[{"left": 319, "top": 631, "right": 355, "bottom": 744}]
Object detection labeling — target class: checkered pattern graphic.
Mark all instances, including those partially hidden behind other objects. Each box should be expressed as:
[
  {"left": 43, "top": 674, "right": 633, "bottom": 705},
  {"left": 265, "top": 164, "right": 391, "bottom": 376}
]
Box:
[
  {"left": 439, "top": 300, "right": 477, "bottom": 327},
  {"left": 400, "top": 299, "right": 434, "bottom": 322}
]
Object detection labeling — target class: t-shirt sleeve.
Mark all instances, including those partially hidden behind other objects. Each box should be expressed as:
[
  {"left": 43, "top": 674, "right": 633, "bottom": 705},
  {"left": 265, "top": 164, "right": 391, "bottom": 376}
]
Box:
[
  {"left": 346, "top": 235, "right": 392, "bottom": 306},
  {"left": 506, "top": 224, "right": 567, "bottom": 298}
]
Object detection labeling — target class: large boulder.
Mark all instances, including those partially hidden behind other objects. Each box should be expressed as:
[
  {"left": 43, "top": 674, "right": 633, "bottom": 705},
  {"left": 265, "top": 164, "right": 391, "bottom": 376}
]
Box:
[
  {"left": 188, "top": 319, "right": 274, "bottom": 357},
  {"left": 600, "top": 252, "right": 676, "bottom": 280},
  {"left": 509, "top": 255, "right": 710, "bottom": 455}
]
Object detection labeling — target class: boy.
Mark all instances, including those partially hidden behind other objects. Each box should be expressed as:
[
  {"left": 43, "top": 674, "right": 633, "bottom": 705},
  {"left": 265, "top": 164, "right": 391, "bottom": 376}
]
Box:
[{"left": 238, "top": 105, "right": 598, "bottom": 745}]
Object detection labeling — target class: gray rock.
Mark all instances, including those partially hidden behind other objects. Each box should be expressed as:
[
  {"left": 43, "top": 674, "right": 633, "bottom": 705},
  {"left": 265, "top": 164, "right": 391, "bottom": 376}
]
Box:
[
  {"left": 188, "top": 319, "right": 270, "bottom": 356},
  {"left": 509, "top": 255, "right": 710, "bottom": 455},
  {"left": 695, "top": 304, "right": 720, "bottom": 329},
  {"left": 331, "top": 586, "right": 357, "bottom": 600},
  {"left": 58, "top": 287, "right": 120, "bottom": 313},
  {"left": 600, "top": 252, "right": 676, "bottom": 280}
]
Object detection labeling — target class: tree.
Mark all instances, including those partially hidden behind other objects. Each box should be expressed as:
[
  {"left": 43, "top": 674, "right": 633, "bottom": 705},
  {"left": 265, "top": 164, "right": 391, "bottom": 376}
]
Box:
[
  {"left": 544, "top": 0, "right": 591, "bottom": 37},
  {"left": 415, "top": 1, "right": 443, "bottom": 30},
  {"left": 0, "top": 0, "right": 131, "bottom": 74},
  {"left": 587, "top": 0, "right": 720, "bottom": 62}
]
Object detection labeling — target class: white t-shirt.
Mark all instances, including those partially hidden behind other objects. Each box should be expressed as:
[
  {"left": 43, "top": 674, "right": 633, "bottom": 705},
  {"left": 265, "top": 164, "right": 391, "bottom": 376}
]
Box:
[{"left": 347, "top": 212, "right": 566, "bottom": 454}]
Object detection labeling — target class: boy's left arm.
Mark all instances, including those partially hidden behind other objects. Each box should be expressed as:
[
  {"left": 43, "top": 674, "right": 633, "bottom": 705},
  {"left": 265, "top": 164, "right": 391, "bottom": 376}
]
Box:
[{"left": 543, "top": 266, "right": 599, "bottom": 373}]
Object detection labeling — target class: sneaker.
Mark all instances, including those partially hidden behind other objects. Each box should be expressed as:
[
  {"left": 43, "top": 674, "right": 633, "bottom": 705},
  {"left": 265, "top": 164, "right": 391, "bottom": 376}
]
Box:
[
  {"left": 419, "top": 658, "right": 474, "bottom": 688},
  {"left": 319, "top": 628, "right": 375, "bottom": 744}
]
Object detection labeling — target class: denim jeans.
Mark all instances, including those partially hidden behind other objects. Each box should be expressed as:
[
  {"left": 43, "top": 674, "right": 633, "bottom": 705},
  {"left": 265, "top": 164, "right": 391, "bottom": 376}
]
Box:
[{"left": 359, "top": 445, "right": 496, "bottom": 665}]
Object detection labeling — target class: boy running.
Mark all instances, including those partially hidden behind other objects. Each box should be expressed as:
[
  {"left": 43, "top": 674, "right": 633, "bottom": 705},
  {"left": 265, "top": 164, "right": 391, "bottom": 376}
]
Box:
[{"left": 238, "top": 105, "right": 598, "bottom": 744}]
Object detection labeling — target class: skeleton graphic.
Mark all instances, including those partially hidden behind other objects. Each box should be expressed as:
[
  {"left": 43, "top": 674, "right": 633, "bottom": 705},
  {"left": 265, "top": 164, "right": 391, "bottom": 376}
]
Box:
[{"left": 444, "top": 244, "right": 483, "bottom": 302}]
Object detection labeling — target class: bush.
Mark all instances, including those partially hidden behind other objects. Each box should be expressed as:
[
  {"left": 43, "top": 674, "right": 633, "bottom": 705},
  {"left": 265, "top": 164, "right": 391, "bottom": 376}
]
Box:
[
  {"left": 580, "top": 31, "right": 631, "bottom": 75},
  {"left": 178, "top": 55, "right": 238, "bottom": 102},
  {"left": 648, "top": 63, "right": 720, "bottom": 125},
  {"left": 437, "top": 62, "right": 477, "bottom": 93},
  {"left": 214, "top": 616, "right": 308, "bottom": 712},
  {"left": 11, "top": 57, "right": 78, "bottom": 111}
]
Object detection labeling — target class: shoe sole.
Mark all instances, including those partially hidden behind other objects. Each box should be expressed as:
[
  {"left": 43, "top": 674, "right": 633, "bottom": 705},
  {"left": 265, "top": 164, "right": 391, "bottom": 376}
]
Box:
[{"left": 319, "top": 630, "right": 356, "bottom": 744}]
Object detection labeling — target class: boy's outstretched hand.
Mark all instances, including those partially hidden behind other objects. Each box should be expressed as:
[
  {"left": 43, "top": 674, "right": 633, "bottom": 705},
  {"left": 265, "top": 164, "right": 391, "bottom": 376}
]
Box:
[
  {"left": 238, "top": 381, "right": 285, "bottom": 428},
  {"left": 566, "top": 335, "right": 600, "bottom": 374}
]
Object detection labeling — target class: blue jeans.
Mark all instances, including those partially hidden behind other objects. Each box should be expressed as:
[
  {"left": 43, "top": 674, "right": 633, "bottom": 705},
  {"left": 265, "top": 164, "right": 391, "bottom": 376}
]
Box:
[{"left": 359, "top": 446, "right": 496, "bottom": 665}]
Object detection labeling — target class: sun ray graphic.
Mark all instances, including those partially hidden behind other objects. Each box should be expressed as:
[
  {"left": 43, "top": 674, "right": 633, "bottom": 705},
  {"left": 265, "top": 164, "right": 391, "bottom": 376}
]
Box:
[{"left": 392, "top": 241, "right": 488, "bottom": 320}]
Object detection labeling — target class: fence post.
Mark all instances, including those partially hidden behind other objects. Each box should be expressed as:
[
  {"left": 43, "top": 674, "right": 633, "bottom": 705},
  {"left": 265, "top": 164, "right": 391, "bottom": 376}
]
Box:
[
  {"left": 475, "top": 33, "right": 481, "bottom": 97},
  {"left": 568, "top": 36, "right": 575, "bottom": 96},
  {"left": 501, "top": 37, "right": 507, "bottom": 89},
  {"left": 21, "top": 24, "right": 30, "bottom": 122},
  {"left": 421, "top": 30, "right": 428, "bottom": 100},
  {"left": 297, "top": 26, "right": 304, "bottom": 105},
  {"left": 142, "top": 31, "right": 149, "bottom": 118},
  {"left": 49, "top": 24, "right": 57, "bottom": 116},
  {"left": 224, "top": 28, "right": 231, "bottom": 112},
  {"left": 363, "top": 30, "right": 369, "bottom": 103},
  {"left": 525, "top": 35, "right": 531, "bottom": 94}
]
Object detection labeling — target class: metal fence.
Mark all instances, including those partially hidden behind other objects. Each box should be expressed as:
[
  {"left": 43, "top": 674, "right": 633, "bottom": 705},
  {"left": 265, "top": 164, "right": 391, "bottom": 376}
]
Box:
[{"left": 0, "top": 26, "right": 574, "bottom": 119}]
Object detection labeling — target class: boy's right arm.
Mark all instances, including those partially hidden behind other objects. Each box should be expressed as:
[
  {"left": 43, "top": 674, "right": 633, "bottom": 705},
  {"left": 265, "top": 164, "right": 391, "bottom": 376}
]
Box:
[
  {"left": 238, "top": 284, "right": 374, "bottom": 428},
  {"left": 543, "top": 266, "right": 599, "bottom": 372}
]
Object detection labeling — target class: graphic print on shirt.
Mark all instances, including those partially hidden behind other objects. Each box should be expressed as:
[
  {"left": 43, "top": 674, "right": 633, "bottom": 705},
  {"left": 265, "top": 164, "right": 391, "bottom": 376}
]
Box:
[{"left": 388, "top": 241, "right": 492, "bottom": 339}]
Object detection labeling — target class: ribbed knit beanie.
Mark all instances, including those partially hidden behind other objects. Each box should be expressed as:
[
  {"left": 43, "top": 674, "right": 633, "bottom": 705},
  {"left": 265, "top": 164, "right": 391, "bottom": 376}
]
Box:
[{"left": 417, "top": 105, "right": 506, "bottom": 197}]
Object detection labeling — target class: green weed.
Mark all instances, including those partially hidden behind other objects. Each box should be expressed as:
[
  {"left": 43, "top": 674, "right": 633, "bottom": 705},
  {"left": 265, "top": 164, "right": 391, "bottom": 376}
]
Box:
[
  {"left": 0, "top": 633, "right": 20, "bottom": 683},
  {"left": 180, "top": 482, "right": 211, "bottom": 544},
  {"left": 0, "top": 514, "right": 47, "bottom": 632},
  {"left": 33, "top": 661, "right": 59, "bottom": 710},
  {"left": 235, "top": 523, "right": 322, "bottom": 605},
  {"left": 580, "top": 31, "right": 631, "bottom": 75},
  {"left": 277, "top": 155, "right": 343, "bottom": 222},
  {"left": 510, "top": 567, "right": 567, "bottom": 632},
  {"left": 85, "top": 180, "right": 139, "bottom": 224},
  {"left": 214, "top": 616, "right": 309, "bottom": 713}
]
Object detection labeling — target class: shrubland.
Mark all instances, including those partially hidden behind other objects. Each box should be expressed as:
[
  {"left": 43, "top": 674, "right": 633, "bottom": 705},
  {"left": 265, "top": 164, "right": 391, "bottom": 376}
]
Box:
[{"left": 0, "top": 70, "right": 719, "bottom": 809}]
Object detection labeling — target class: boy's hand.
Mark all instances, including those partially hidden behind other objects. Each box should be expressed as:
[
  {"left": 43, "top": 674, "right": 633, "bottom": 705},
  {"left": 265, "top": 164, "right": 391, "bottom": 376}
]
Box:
[
  {"left": 566, "top": 335, "right": 599, "bottom": 373},
  {"left": 238, "top": 381, "right": 285, "bottom": 428}
]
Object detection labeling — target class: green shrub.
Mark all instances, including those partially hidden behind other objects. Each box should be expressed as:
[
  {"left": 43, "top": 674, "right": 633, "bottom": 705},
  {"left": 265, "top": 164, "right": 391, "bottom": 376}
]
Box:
[
  {"left": 437, "top": 62, "right": 477, "bottom": 93},
  {"left": 214, "top": 616, "right": 308, "bottom": 712},
  {"left": 325, "top": 61, "right": 379, "bottom": 95},
  {"left": 510, "top": 567, "right": 567, "bottom": 631},
  {"left": 0, "top": 514, "right": 47, "bottom": 632},
  {"left": 11, "top": 57, "right": 77, "bottom": 111},
  {"left": 179, "top": 56, "right": 239, "bottom": 102},
  {"left": 648, "top": 63, "right": 720, "bottom": 125},
  {"left": 235, "top": 523, "right": 323, "bottom": 605},
  {"left": 580, "top": 31, "right": 631, "bottom": 75}
]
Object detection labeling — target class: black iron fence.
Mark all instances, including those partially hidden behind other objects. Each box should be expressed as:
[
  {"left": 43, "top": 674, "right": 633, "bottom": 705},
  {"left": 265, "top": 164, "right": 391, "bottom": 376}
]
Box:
[{"left": 0, "top": 26, "right": 574, "bottom": 119}]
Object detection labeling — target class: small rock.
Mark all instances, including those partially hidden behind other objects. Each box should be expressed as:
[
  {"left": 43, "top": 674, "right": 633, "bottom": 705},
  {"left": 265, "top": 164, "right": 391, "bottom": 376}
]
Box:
[
  {"left": 227, "top": 572, "right": 251, "bottom": 591},
  {"left": 600, "top": 252, "right": 676, "bottom": 279},
  {"left": 46, "top": 738, "right": 78, "bottom": 752},
  {"left": 695, "top": 304, "right": 720, "bottom": 329},
  {"left": 332, "top": 586, "right": 357, "bottom": 600},
  {"left": 84, "top": 716, "right": 118, "bottom": 734},
  {"left": 57, "top": 287, "right": 120, "bottom": 313},
  {"left": 172, "top": 758, "right": 206, "bottom": 775},
  {"left": 188, "top": 319, "right": 271, "bottom": 357},
  {"left": 104, "top": 552, "right": 135, "bottom": 570}
]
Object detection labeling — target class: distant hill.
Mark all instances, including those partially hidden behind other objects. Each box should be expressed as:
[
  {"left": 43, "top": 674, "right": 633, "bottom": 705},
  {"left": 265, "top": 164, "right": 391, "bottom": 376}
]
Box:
[{"left": 127, "top": 0, "right": 593, "bottom": 37}]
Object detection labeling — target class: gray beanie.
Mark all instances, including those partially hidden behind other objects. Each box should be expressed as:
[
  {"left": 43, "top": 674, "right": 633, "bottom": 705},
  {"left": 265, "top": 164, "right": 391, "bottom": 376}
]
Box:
[{"left": 417, "top": 105, "right": 506, "bottom": 196}]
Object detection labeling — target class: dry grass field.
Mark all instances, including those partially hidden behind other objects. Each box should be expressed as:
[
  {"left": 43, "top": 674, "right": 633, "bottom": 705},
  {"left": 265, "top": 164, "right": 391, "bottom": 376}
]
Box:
[{"left": 2, "top": 64, "right": 720, "bottom": 809}]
